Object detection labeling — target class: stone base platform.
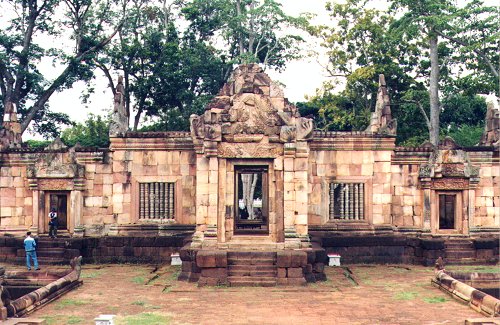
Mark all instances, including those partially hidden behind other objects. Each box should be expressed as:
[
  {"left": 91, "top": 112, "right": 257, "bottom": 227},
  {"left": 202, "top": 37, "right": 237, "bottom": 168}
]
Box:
[{"left": 178, "top": 244, "right": 328, "bottom": 287}]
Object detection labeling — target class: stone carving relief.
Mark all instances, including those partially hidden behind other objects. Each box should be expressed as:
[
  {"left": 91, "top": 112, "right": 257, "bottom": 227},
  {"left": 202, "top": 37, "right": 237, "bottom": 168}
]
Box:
[
  {"left": 27, "top": 141, "right": 84, "bottom": 180},
  {"left": 38, "top": 179, "right": 73, "bottom": 191},
  {"left": 432, "top": 179, "right": 469, "bottom": 190},
  {"left": 419, "top": 136, "right": 478, "bottom": 190},
  {"left": 217, "top": 143, "right": 283, "bottom": 158},
  {"left": 189, "top": 64, "right": 314, "bottom": 157}
]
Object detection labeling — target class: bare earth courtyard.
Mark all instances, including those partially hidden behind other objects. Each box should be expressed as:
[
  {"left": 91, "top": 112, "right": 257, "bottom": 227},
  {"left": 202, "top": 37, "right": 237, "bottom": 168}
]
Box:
[{"left": 4, "top": 263, "right": 489, "bottom": 325}]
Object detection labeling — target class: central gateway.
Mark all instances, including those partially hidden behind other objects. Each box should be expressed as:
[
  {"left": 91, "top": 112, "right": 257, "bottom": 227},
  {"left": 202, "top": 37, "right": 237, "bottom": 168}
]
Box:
[
  {"left": 234, "top": 164, "right": 269, "bottom": 235},
  {"left": 179, "top": 65, "right": 327, "bottom": 286}
]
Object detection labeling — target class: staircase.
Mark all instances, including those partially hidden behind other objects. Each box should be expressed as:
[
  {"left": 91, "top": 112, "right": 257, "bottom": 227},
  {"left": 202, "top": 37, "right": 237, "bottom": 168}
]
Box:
[
  {"left": 444, "top": 239, "right": 476, "bottom": 265},
  {"left": 25, "top": 236, "right": 78, "bottom": 265},
  {"left": 227, "top": 251, "right": 277, "bottom": 287}
]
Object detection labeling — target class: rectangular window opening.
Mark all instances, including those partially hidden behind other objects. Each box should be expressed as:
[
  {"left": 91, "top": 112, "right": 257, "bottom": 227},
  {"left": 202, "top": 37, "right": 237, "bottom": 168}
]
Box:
[
  {"left": 329, "top": 182, "right": 365, "bottom": 221},
  {"left": 139, "top": 182, "right": 175, "bottom": 220}
]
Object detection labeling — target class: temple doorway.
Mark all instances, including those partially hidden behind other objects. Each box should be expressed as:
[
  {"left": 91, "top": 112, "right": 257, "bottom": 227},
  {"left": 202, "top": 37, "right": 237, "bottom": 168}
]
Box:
[
  {"left": 234, "top": 166, "right": 269, "bottom": 235},
  {"left": 47, "top": 192, "right": 69, "bottom": 231},
  {"left": 438, "top": 193, "right": 456, "bottom": 230}
]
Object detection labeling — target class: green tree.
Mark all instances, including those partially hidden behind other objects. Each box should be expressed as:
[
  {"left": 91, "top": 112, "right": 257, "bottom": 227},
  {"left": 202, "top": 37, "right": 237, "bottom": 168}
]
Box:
[
  {"left": 97, "top": 0, "right": 231, "bottom": 131},
  {"left": 60, "top": 114, "right": 110, "bottom": 147},
  {"left": 0, "top": 0, "right": 127, "bottom": 138},
  {"left": 310, "top": 0, "right": 421, "bottom": 133},
  {"left": 390, "top": 0, "right": 498, "bottom": 145},
  {"left": 182, "top": 0, "right": 310, "bottom": 70},
  {"left": 311, "top": 0, "right": 494, "bottom": 145}
]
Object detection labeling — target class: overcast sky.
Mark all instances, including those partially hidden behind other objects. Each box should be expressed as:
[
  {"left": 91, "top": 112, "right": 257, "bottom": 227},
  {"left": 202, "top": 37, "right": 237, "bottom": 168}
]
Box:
[{"left": 28, "top": 1, "right": 333, "bottom": 138}]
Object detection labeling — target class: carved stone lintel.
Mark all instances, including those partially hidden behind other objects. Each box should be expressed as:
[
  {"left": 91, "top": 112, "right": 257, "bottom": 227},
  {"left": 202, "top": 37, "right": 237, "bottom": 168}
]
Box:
[
  {"left": 432, "top": 178, "right": 469, "bottom": 190},
  {"left": 217, "top": 143, "right": 283, "bottom": 158}
]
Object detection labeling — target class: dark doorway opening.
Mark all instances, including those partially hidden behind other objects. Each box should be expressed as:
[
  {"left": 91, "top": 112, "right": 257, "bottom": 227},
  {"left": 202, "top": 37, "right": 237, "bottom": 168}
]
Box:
[
  {"left": 234, "top": 166, "right": 268, "bottom": 235},
  {"left": 49, "top": 193, "right": 68, "bottom": 231},
  {"left": 439, "top": 194, "right": 456, "bottom": 230}
]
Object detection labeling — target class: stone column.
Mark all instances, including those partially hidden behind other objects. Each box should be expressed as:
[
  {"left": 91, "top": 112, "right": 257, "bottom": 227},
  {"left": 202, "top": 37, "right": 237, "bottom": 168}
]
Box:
[
  {"left": 421, "top": 179, "right": 432, "bottom": 232},
  {"left": 30, "top": 190, "right": 41, "bottom": 235},
  {"left": 71, "top": 190, "right": 84, "bottom": 237},
  {"left": 294, "top": 141, "right": 309, "bottom": 237},
  {"left": 274, "top": 159, "right": 284, "bottom": 243},
  {"left": 467, "top": 178, "right": 479, "bottom": 233}
]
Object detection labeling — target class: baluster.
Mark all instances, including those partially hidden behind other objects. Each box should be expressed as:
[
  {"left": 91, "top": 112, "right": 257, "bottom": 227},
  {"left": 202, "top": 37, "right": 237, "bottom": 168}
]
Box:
[
  {"left": 360, "top": 183, "right": 364, "bottom": 220},
  {"left": 354, "top": 184, "right": 359, "bottom": 220}
]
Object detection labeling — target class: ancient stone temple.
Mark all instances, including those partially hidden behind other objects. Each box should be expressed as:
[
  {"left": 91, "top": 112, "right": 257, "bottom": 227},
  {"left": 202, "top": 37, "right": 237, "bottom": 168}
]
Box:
[{"left": 0, "top": 64, "right": 498, "bottom": 286}]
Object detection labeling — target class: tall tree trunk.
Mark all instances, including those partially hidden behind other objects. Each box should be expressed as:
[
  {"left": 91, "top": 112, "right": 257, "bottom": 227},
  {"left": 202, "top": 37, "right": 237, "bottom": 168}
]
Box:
[
  {"left": 429, "top": 34, "right": 440, "bottom": 146},
  {"left": 235, "top": 0, "right": 245, "bottom": 56}
]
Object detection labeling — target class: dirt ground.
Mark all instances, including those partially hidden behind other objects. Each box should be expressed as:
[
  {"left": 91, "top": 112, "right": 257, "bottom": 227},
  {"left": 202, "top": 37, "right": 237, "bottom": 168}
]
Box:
[{"left": 4, "top": 262, "right": 489, "bottom": 325}]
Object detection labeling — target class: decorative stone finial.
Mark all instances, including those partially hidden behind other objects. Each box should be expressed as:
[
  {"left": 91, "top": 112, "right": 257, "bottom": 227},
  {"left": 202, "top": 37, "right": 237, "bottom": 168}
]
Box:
[
  {"left": 479, "top": 95, "right": 500, "bottom": 147},
  {"left": 0, "top": 101, "right": 22, "bottom": 150},
  {"left": 109, "top": 76, "right": 129, "bottom": 137},
  {"left": 367, "top": 74, "right": 396, "bottom": 135}
]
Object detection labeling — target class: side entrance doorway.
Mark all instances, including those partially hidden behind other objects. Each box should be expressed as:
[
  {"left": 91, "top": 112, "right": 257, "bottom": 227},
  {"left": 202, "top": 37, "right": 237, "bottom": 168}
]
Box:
[
  {"left": 46, "top": 192, "right": 69, "bottom": 232},
  {"left": 234, "top": 166, "right": 269, "bottom": 235},
  {"left": 436, "top": 191, "right": 463, "bottom": 234}
]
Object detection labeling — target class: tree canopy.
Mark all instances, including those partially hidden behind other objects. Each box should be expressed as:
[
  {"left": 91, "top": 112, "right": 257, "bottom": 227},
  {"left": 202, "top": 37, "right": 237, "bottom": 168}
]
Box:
[
  {"left": 306, "top": 0, "right": 497, "bottom": 146},
  {"left": 0, "top": 0, "right": 127, "bottom": 139}
]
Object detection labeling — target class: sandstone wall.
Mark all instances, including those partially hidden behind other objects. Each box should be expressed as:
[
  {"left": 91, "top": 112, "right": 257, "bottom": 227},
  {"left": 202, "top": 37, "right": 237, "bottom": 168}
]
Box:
[
  {"left": 470, "top": 151, "right": 500, "bottom": 228},
  {"left": 308, "top": 133, "right": 395, "bottom": 226},
  {"left": 108, "top": 134, "right": 196, "bottom": 230},
  {"left": 0, "top": 156, "right": 32, "bottom": 228},
  {"left": 390, "top": 149, "right": 430, "bottom": 228}
]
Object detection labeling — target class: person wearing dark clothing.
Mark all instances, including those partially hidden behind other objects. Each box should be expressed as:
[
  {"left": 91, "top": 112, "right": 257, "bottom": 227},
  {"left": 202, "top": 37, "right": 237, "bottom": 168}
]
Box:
[
  {"left": 239, "top": 207, "right": 249, "bottom": 219},
  {"left": 24, "top": 232, "right": 39, "bottom": 271},
  {"left": 48, "top": 208, "right": 58, "bottom": 238}
]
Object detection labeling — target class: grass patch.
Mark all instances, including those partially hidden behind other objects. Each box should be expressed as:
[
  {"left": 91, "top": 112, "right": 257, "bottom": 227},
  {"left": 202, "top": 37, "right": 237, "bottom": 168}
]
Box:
[
  {"left": 116, "top": 312, "right": 171, "bottom": 325},
  {"left": 40, "top": 316, "right": 61, "bottom": 325},
  {"left": 132, "top": 276, "right": 146, "bottom": 284},
  {"left": 446, "top": 265, "right": 500, "bottom": 274},
  {"left": 394, "top": 291, "right": 419, "bottom": 301},
  {"left": 55, "top": 298, "right": 90, "bottom": 309},
  {"left": 41, "top": 315, "right": 84, "bottom": 325},
  {"left": 132, "top": 300, "right": 147, "bottom": 306},
  {"left": 168, "top": 266, "right": 181, "bottom": 280},
  {"left": 423, "top": 296, "right": 447, "bottom": 303},
  {"left": 80, "top": 270, "right": 103, "bottom": 279},
  {"left": 67, "top": 316, "right": 84, "bottom": 324}
]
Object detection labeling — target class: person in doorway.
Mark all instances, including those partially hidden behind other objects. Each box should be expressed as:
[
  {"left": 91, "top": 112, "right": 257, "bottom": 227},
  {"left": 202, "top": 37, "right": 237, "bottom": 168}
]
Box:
[
  {"left": 239, "top": 206, "right": 249, "bottom": 219},
  {"left": 24, "top": 232, "right": 39, "bottom": 271},
  {"left": 48, "top": 208, "right": 58, "bottom": 239}
]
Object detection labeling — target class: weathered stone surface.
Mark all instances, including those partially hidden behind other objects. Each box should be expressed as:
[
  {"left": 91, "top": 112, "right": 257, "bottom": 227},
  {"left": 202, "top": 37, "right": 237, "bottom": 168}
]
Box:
[
  {"left": 196, "top": 250, "right": 227, "bottom": 268},
  {"left": 201, "top": 267, "right": 228, "bottom": 278},
  {"left": 287, "top": 267, "right": 303, "bottom": 278}
]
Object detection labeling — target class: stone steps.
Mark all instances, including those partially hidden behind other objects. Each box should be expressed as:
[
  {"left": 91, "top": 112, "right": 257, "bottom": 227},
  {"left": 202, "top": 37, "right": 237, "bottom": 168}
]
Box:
[
  {"left": 228, "top": 269, "right": 277, "bottom": 277},
  {"left": 227, "top": 251, "right": 277, "bottom": 287},
  {"left": 228, "top": 258, "right": 275, "bottom": 266},
  {"left": 444, "top": 239, "right": 476, "bottom": 264},
  {"left": 228, "top": 276, "right": 277, "bottom": 287}
]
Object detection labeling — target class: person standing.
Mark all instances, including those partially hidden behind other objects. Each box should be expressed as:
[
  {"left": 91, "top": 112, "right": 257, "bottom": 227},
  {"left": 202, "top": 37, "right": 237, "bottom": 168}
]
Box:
[
  {"left": 48, "top": 208, "right": 58, "bottom": 239},
  {"left": 24, "top": 232, "right": 40, "bottom": 271}
]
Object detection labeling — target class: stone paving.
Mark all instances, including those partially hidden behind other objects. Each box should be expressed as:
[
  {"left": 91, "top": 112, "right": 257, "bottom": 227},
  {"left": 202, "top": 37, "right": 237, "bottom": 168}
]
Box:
[{"left": 13, "top": 263, "right": 488, "bottom": 324}]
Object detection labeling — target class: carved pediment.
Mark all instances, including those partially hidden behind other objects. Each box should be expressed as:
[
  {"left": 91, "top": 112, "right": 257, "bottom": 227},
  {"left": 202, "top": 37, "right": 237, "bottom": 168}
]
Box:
[
  {"left": 190, "top": 64, "right": 314, "bottom": 157},
  {"left": 419, "top": 142, "right": 478, "bottom": 181},
  {"left": 27, "top": 147, "right": 84, "bottom": 179}
]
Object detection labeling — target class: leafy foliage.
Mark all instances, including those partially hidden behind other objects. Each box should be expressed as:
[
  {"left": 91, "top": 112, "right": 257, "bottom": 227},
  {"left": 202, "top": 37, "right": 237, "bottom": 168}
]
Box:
[
  {"left": 182, "top": 0, "right": 310, "bottom": 70},
  {"left": 24, "top": 139, "right": 51, "bottom": 149},
  {"left": 60, "top": 114, "right": 110, "bottom": 148},
  {"left": 0, "top": 0, "right": 127, "bottom": 138},
  {"left": 307, "top": 0, "right": 495, "bottom": 145}
]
